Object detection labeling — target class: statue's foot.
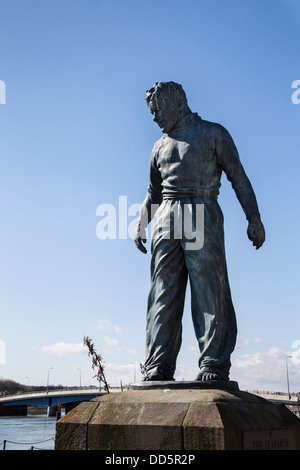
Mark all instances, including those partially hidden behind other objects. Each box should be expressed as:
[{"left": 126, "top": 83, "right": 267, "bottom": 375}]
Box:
[
  {"left": 195, "top": 371, "right": 223, "bottom": 381},
  {"left": 143, "top": 372, "right": 174, "bottom": 381}
]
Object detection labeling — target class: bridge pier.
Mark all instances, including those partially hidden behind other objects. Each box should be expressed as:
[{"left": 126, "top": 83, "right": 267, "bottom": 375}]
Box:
[
  {"left": 48, "top": 403, "right": 80, "bottom": 417},
  {"left": 0, "top": 405, "right": 27, "bottom": 416},
  {"left": 47, "top": 405, "right": 59, "bottom": 417}
]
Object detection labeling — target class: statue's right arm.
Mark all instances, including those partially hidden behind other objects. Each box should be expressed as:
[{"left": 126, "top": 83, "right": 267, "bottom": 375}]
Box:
[
  {"left": 134, "top": 193, "right": 155, "bottom": 254},
  {"left": 135, "top": 149, "right": 162, "bottom": 254}
]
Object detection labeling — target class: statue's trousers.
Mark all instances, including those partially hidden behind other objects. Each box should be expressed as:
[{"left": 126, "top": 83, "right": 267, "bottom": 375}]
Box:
[{"left": 144, "top": 197, "right": 237, "bottom": 380}]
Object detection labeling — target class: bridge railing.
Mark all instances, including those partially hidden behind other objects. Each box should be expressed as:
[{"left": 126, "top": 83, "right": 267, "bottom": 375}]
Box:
[{"left": 0, "top": 386, "right": 101, "bottom": 399}]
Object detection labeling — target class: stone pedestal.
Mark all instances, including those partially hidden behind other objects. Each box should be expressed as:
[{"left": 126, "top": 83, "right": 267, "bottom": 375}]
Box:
[{"left": 55, "top": 381, "right": 300, "bottom": 450}]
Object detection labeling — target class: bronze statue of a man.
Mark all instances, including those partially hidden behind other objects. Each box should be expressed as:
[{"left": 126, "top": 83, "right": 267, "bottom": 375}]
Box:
[{"left": 135, "top": 82, "right": 265, "bottom": 382}]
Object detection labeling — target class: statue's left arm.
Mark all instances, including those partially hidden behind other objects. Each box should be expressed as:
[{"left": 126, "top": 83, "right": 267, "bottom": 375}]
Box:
[{"left": 216, "top": 126, "right": 265, "bottom": 250}]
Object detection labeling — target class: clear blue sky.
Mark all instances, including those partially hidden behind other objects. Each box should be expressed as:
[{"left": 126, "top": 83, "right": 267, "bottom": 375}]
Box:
[{"left": 0, "top": 0, "right": 299, "bottom": 391}]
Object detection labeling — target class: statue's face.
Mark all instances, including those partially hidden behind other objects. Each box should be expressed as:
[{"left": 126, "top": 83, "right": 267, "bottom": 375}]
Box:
[{"left": 149, "top": 94, "right": 179, "bottom": 133}]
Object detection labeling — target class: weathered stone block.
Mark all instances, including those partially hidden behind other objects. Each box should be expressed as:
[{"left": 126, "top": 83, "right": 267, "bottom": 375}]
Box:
[
  {"left": 88, "top": 400, "right": 188, "bottom": 450},
  {"left": 55, "top": 401, "right": 98, "bottom": 450},
  {"left": 54, "top": 384, "right": 300, "bottom": 450}
]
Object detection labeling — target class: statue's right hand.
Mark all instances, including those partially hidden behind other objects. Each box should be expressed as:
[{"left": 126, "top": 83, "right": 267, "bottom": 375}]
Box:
[
  {"left": 134, "top": 224, "right": 147, "bottom": 254},
  {"left": 135, "top": 236, "right": 147, "bottom": 254}
]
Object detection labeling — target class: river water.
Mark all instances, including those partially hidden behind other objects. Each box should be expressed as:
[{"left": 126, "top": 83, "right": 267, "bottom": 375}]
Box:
[{"left": 0, "top": 412, "right": 57, "bottom": 450}]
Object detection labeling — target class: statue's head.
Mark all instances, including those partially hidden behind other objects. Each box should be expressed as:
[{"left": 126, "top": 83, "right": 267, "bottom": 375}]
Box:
[{"left": 145, "top": 81, "right": 190, "bottom": 133}]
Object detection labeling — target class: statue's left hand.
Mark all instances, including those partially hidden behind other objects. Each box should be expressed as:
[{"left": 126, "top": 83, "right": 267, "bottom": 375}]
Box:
[{"left": 247, "top": 217, "right": 265, "bottom": 250}]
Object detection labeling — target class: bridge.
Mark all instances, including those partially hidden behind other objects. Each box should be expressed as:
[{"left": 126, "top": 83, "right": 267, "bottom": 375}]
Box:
[
  {"left": 248, "top": 391, "right": 300, "bottom": 417},
  {"left": 0, "top": 387, "right": 299, "bottom": 417},
  {"left": 0, "top": 388, "right": 106, "bottom": 416}
]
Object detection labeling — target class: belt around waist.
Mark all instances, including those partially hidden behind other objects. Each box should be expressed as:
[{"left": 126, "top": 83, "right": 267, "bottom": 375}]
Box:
[{"left": 162, "top": 190, "right": 218, "bottom": 200}]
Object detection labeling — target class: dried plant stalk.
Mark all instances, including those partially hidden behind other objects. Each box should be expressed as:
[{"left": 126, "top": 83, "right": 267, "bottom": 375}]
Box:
[{"left": 83, "top": 336, "right": 110, "bottom": 393}]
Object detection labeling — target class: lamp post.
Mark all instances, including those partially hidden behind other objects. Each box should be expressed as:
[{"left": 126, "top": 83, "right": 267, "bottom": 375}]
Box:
[
  {"left": 46, "top": 367, "right": 54, "bottom": 394},
  {"left": 131, "top": 362, "right": 137, "bottom": 383},
  {"left": 77, "top": 368, "right": 82, "bottom": 388},
  {"left": 286, "top": 355, "right": 292, "bottom": 400}
]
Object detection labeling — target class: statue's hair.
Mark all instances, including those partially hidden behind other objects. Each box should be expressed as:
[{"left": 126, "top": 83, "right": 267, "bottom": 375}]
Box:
[{"left": 145, "top": 81, "right": 188, "bottom": 108}]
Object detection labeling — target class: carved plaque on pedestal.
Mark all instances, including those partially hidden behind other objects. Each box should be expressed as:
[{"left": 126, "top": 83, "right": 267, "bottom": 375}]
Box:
[{"left": 243, "top": 429, "right": 296, "bottom": 450}]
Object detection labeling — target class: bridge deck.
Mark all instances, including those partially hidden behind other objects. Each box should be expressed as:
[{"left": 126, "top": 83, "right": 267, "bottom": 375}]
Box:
[{"left": 0, "top": 389, "right": 106, "bottom": 407}]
